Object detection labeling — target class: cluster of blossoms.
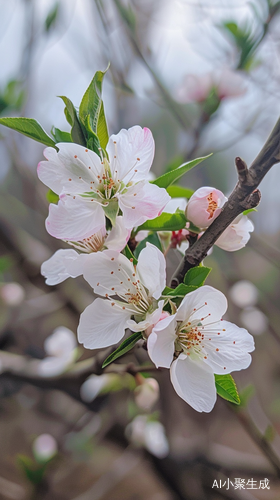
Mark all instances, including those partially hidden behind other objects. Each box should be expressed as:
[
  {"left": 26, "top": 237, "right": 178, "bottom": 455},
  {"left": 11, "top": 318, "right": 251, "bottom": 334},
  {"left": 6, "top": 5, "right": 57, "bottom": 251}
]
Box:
[{"left": 39, "top": 125, "right": 254, "bottom": 413}]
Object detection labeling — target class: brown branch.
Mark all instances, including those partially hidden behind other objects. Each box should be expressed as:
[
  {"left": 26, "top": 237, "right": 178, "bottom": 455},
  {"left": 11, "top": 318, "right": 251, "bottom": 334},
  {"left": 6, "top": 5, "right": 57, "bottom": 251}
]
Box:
[{"left": 171, "top": 116, "right": 280, "bottom": 287}]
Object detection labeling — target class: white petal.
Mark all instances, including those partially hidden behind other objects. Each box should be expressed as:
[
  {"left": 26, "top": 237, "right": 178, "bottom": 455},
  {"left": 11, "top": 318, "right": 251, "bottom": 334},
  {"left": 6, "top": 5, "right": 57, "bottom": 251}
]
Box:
[
  {"left": 41, "top": 249, "right": 88, "bottom": 285},
  {"left": 170, "top": 355, "right": 216, "bottom": 412},
  {"left": 105, "top": 216, "right": 131, "bottom": 252},
  {"left": 118, "top": 181, "right": 170, "bottom": 229},
  {"left": 77, "top": 298, "right": 130, "bottom": 349},
  {"left": 107, "top": 126, "right": 155, "bottom": 184},
  {"left": 46, "top": 195, "right": 105, "bottom": 240},
  {"left": 82, "top": 250, "right": 135, "bottom": 297},
  {"left": 37, "top": 143, "right": 102, "bottom": 194},
  {"left": 203, "top": 320, "right": 254, "bottom": 374},
  {"left": 147, "top": 315, "right": 177, "bottom": 368},
  {"left": 176, "top": 285, "right": 228, "bottom": 324},
  {"left": 164, "top": 198, "right": 187, "bottom": 213},
  {"left": 137, "top": 243, "right": 166, "bottom": 299},
  {"left": 215, "top": 215, "right": 254, "bottom": 252}
]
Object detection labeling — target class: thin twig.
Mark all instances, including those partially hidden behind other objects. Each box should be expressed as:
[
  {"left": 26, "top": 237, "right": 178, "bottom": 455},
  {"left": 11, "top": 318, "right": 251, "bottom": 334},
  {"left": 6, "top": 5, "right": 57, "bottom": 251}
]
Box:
[{"left": 171, "top": 116, "right": 280, "bottom": 286}]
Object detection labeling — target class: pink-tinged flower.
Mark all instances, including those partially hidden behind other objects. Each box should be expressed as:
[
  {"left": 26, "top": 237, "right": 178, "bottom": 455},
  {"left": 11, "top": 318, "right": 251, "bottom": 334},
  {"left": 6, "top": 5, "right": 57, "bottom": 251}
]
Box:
[
  {"left": 186, "top": 187, "right": 227, "bottom": 229},
  {"left": 177, "top": 69, "right": 246, "bottom": 103},
  {"left": 41, "top": 216, "right": 130, "bottom": 285},
  {"left": 147, "top": 286, "right": 254, "bottom": 413},
  {"left": 215, "top": 215, "right": 254, "bottom": 252},
  {"left": 77, "top": 243, "right": 166, "bottom": 350},
  {"left": 37, "top": 126, "right": 170, "bottom": 240}
]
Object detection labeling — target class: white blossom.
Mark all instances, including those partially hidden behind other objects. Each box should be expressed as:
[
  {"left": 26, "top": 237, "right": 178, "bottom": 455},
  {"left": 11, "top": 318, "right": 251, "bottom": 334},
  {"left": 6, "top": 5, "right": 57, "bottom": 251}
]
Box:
[
  {"left": 37, "top": 126, "right": 170, "bottom": 241},
  {"left": 147, "top": 286, "right": 254, "bottom": 412},
  {"left": 78, "top": 243, "right": 166, "bottom": 349}
]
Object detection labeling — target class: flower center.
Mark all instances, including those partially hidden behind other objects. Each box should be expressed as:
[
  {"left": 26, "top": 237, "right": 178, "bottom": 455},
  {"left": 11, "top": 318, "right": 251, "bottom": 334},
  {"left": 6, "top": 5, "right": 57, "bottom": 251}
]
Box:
[
  {"left": 65, "top": 231, "right": 106, "bottom": 253},
  {"left": 206, "top": 193, "right": 218, "bottom": 219}
]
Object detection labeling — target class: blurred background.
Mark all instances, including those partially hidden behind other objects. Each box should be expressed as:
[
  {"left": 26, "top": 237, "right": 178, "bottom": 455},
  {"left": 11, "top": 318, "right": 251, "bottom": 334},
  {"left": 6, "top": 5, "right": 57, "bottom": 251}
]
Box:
[{"left": 1, "top": 0, "right": 280, "bottom": 499}]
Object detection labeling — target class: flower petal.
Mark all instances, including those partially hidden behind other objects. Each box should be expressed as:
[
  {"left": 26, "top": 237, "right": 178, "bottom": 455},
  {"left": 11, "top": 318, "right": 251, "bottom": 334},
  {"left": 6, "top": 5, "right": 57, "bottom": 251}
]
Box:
[
  {"left": 46, "top": 195, "right": 105, "bottom": 240},
  {"left": 82, "top": 250, "right": 135, "bottom": 297},
  {"left": 105, "top": 216, "right": 131, "bottom": 252},
  {"left": 107, "top": 126, "right": 155, "bottom": 184},
  {"left": 77, "top": 298, "right": 130, "bottom": 349},
  {"left": 170, "top": 354, "right": 216, "bottom": 412},
  {"left": 176, "top": 285, "right": 228, "bottom": 324},
  {"left": 203, "top": 320, "right": 254, "bottom": 374},
  {"left": 41, "top": 249, "right": 88, "bottom": 285},
  {"left": 118, "top": 181, "right": 170, "bottom": 229},
  {"left": 137, "top": 243, "right": 166, "bottom": 299},
  {"left": 147, "top": 314, "right": 177, "bottom": 368},
  {"left": 37, "top": 143, "right": 102, "bottom": 194},
  {"left": 215, "top": 215, "right": 254, "bottom": 252}
]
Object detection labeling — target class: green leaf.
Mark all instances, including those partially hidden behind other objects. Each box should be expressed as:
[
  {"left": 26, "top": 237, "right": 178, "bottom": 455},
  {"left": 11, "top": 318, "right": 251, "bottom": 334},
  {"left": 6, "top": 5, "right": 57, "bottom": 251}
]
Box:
[
  {"left": 123, "top": 245, "right": 138, "bottom": 265},
  {"left": 167, "top": 185, "right": 194, "bottom": 199},
  {"left": 151, "top": 155, "right": 212, "bottom": 189},
  {"left": 134, "top": 232, "right": 163, "bottom": 259},
  {"left": 46, "top": 189, "right": 59, "bottom": 204},
  {"left": 0, "top": 117, "right": 56, "bottom": 148},
  {"left": 138, "top": 212, "right": 187, "bottom": 232},
  {"left": 79, "top": 68, "right": 109, "bottom": 149},
  {"left": 103, "top": 199, "right": 119, "bottom": 226},
  {"left": 215, "top": 374, "right": 240, "bottom": 405},
  {"left": 165, "top": 284, "right": 197, "bottom": 297},
  {"left": 59, "top": 96, "right": 86, "bottom": 145},
  {"left": 51, "top": 126, "right": 72, "bottom": 143},
  {"left": 264, "top": 424, "right": 275, "bottom": 443},
  {"left": 102, "top": 332, "right": 143, "bottom": 368},
  {"left": 183, "top": 266, "right": 211, "bottom": 287}
]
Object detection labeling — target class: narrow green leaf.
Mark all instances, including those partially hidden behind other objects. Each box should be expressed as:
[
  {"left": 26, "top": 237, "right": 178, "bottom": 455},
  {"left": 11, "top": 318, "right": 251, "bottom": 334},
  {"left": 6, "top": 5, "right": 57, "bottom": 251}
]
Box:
[
  {"left": 183, "top": 266, "right": 211, "bottom": 287},
  {"left": 79, "top": 68, "right": 109, "bottom": 149},
  {"left": 59, "top": 96, "right": 86, "bottom": 145},
  {"left": 138, "top": 212, "right": 187, "bottom": 232},
  {"left": 123, "top": 245, "right": 138, "bottom": 265},
  {"left": 134, "top": 232, "right": 163, "bottom": 259},
  {"left": 51, "top": 126, "right": 72, "bottom": 143},
  {"left": 165, "top": 284, "right": 197, "bottom": 297},
  {"left": 167, "top": 185, "right": 194, "bottom": 199},
  {"left": 46, "top": 189, "right": 59, "bottom": 204},
  {"left": 151, "top": 155, "right": 212, "bottom": 189},
  {"left": 0, "top": 117, "right": 56, "bottom": 148},
  {"left": 215, "top": 374, "right": 240, "bottom": 405},
  {"left": 102, "top": 332, "right": 143, "bottom": 368}
]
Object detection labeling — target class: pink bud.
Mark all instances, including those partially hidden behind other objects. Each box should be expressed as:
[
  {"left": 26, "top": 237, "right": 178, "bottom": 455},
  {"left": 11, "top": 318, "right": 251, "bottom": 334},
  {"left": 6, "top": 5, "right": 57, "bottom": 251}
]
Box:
[{"left": 186, "top": 187, "right": 227, "bottom": 229}]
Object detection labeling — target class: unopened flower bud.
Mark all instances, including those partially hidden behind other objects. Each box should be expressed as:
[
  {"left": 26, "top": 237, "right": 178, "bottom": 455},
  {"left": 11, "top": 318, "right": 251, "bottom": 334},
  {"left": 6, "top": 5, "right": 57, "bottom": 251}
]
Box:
[
  {"left": 135, "top": 377, "right": 160, "bottom": 410},
  {"left": 185, "top": 187, "right": 227, "bottom": 229},
  {"left": 33, "top": 434, "right": 57, "bottom": 462}
]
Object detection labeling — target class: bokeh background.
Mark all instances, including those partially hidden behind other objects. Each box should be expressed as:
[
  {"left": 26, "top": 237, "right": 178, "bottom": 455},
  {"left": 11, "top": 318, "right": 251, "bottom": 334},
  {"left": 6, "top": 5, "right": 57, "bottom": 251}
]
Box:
[{"left": 1, "top": 0, "right": 280, "bottom": 499}]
